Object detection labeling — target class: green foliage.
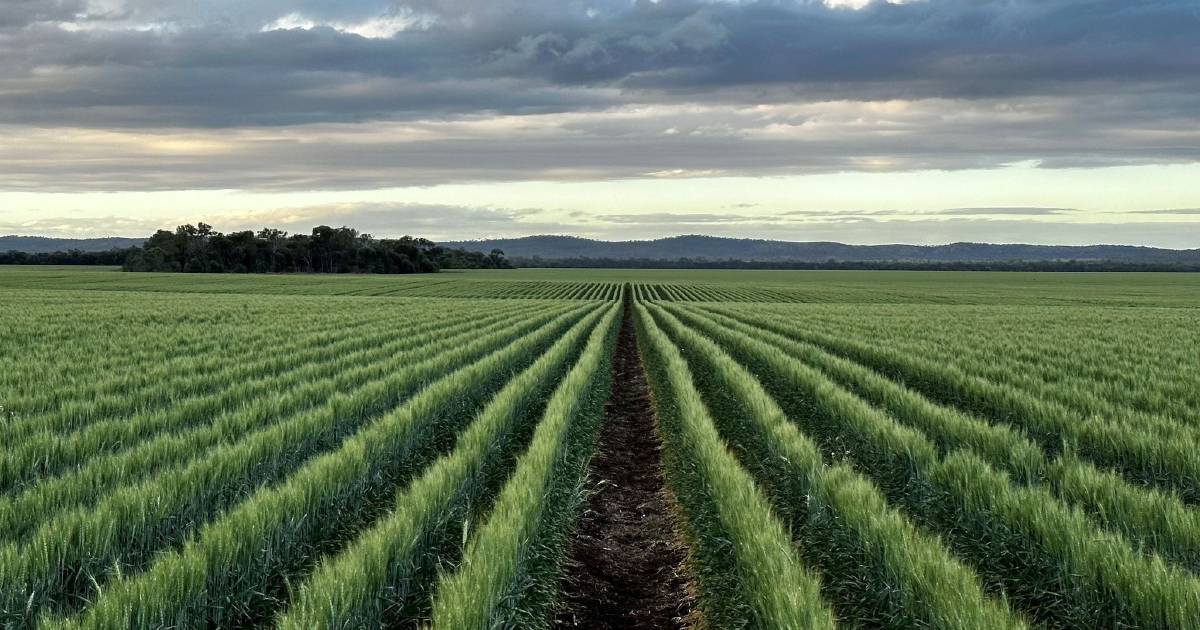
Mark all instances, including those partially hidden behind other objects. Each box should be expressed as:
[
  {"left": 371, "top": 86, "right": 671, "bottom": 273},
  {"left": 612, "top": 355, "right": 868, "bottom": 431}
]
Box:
[
  {"left": 652, "top": 301, "right": 1200, "bottom": 628},
  {"left": 121, "top": 222, "right": 513, "bottom": 274},
  {"left": 675, "top": 303, "right": 1200, "bottom": 574},
  {"left": 0, "top": 303, "right": 541, "bottom": 545},
  {"left": 698, "top": 303, "right": 1200, "bottom": 502},
  {"left": 647, "top": 302, "right": 1026, "bottom": 629},
  {"left": 428, "top": 304, "right": 618, "bottom": 629},
  {"left": 3, "top": 267, "right": 1199, "bottom": 629},
  {"left": 2, "top": 305, "right": 588, "bottom": 626},
  {"left": 0, "top": 302, "right": 537, "bottom": 495},
  {"left": 636, "top": 301, "right": 838, "bottom": 630},
  {"left": 53, "top": 306, "right": 609, "bottom": 629}
]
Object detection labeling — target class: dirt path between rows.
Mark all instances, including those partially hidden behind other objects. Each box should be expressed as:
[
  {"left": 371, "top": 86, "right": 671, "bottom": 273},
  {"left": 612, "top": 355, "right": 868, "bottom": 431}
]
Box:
[{"left": 554, "top": 291, "right": 694, "bottom": 629}]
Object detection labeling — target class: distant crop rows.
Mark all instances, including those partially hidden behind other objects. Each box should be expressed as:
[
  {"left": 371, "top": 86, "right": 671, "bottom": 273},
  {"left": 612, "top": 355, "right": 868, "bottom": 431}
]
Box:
[
  {"left": 0, "top": 271, "right": 625, "bottom": 301},
  {"left": 0, "top": 273, "right": 808, "bottom": 302},
  {"left": 0, "top": 270, "right": 806, "bottom": 302},
  {"left": 8, "top": 266, "right": 1199, "bottom": 307},
  {"left": 628, "top": 282, "right": 798, "bottom": 302},
  {"left": 632, "top": 287, "right": 1200, "bottom": 628}
]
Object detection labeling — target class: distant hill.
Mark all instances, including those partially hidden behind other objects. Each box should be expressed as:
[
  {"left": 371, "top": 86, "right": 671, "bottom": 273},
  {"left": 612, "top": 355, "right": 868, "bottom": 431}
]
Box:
[
  {"left": 443, "top": 235, "right": 1200, "bottom": 264},
  {"left": 7, "top": 233, "right": 1200, "bottom": 268},
  {"left": 0, "top": 235, "right": 145, "bottom": 253}
]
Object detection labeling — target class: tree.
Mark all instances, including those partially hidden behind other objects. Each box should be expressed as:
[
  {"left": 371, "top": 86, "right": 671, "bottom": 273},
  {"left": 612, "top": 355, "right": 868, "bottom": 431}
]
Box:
[{"left": 116, "top": 222, "right": 510, "bottom": 274}]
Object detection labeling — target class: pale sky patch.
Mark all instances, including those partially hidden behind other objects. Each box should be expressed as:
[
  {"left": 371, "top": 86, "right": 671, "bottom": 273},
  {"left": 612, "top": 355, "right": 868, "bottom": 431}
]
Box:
[{"left": 3, "top": 162, "right": 1199, "bottom": 246}]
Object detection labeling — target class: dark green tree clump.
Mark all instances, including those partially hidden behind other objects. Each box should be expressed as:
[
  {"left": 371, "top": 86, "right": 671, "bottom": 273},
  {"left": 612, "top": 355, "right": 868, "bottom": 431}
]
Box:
[
  {"left": 0, "top": 249, "right": 133, "bottom": 266},
  {"left": 123, "top": 223, "right": 511, "bottom": 274}
]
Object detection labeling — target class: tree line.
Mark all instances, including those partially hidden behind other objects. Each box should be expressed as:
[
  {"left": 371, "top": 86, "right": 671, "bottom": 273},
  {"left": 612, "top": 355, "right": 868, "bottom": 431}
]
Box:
[
  {"left": 120, "top": 224, "right": 510, "bottom": 273},
  {"left": 1, "top": 224, "right": 511, "bottom": 273},
  {"left": 0, "top": 249, "right": 131, "bottom": 266}
]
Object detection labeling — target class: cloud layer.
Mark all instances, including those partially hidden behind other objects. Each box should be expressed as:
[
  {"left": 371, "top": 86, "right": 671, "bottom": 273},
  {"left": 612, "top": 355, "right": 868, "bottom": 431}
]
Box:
[
  {"left": 5, "top": 1, "right": 1199, "bottom": 118},
  {"left": 0, "top": 0, "right": 1198, "bottom": 193}
]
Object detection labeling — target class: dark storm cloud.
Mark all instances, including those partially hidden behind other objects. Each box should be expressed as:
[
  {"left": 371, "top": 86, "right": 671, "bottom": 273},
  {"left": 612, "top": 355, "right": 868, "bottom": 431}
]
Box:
[
  {"left": 0, "top": 0, "right": 1198, "bottom": 191},
  {"left": 2, "top": 0, "right": 1198, "bottom": 126},
  {"left": 0, "top": 0, "right": 85, "bottom": 28}
]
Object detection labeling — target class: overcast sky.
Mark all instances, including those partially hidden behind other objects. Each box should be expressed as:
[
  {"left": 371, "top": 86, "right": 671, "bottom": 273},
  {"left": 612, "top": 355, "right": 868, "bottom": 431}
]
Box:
[{"left": 2, "top": 0, "right": 1198, "bottom": 246}]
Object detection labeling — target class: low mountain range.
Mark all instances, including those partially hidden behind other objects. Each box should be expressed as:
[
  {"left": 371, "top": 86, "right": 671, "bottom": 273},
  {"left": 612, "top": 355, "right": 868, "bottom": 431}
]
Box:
[
  {"left": 442, "top": 235, "right": 1200, "bottom": 263},
  {"left": 0, "top": 235, "right": 145, "bottom": 253},
  {"left": 6, "top": 233, "right": 1199, "bottom": 265}
]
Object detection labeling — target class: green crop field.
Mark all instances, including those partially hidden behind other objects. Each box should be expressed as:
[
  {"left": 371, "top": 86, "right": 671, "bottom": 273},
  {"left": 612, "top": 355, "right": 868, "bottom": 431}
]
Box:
[{"left": 2, "top": 265, "right": 1198, "bottom": 629}]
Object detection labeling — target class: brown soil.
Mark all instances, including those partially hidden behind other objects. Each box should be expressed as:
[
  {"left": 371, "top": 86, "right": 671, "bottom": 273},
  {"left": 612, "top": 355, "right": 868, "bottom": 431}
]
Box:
[{"left": 554, "top": 293, "right": 694, "bottom": 629}]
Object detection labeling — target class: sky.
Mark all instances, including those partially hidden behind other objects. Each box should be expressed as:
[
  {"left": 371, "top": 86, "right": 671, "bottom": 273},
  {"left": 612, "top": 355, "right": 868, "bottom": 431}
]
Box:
[{"left": 1, "top": 0, "right": 1198, "bottom": 246}]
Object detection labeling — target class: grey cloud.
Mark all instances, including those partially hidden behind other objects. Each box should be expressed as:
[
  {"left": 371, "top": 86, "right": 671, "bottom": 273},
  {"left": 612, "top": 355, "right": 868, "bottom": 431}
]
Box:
[
  {"left": 219, "top": 202, "right": 576, "bottom": 240},
  {"left": 486, "top": 1, "right": 1200, "bottom": 94},
  {"left": 0, "top": 214, "right": 165, "bottom": 235},
  {"left": 1133, "top": 208, "right": 1200, "bottom": 215},
  {"left": 0, "top": 0, "right": 1197, "bottom": 192},
  {"left": 3, "top": 94, "right": 1199, "bottom": 192},
  {"left": 595, "top": 212, "right": 758, "bottom": 225},
  {"left": 291, "top": 203, "right": 536, "bottom": 232},
  {"left": 1, "top": 1, "right": 1197, "bottom": 126},
  {"left": 0, "top": 0, "right": 85, "bottom": 27},
  {"left": 935, "top": 208, "right": 1077, "bottom": 216}
]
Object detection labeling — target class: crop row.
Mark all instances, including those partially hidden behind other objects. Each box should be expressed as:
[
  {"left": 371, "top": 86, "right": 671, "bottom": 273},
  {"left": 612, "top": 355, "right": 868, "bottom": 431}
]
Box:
[
  {"left": 0, "top": 295, "right": 384, "bottom": 417},
  {"left": 632, "top": 282, "right": 803, "bottom": 303},
  {"left": 699, "top": 303, "right": 1200, "bottom": 502},
  {"left": 741, "top": 302, "right": 1200, "bottom": 427},
  {"left": 52, "top": 305, "right": 613, "bottom": 629},
  {"left": 634, "top": 296, "right": 1200, "bottom": 628},
  {"left": 1, "top": 287, "right": 641, "bottom": 628},
  {"left": 672, "top": 304, "right": 1200, "bottom": 573},
  {"left": 0, "top": 273, "right": 623, "bottom": 300},
  {"left": 1, "top": 302, "right": 541, "bottom": 494},
  {"left": 636, "top": 298, "right": 839, "bottom": 628},
  {"left": 0, "top": 302, "right": 546, "bottom": 545},
  {"left": 406, "top": 280, "right": 622, "bottom": 300},
  {"left": 396, "top": 303, "right": 615, "bottom": 628},
  {"left": 1, "top": 295, "right": 505, "bottom": 427},
  {"left": 1, "top": 299, "right": 595, "bottom": 626}
]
